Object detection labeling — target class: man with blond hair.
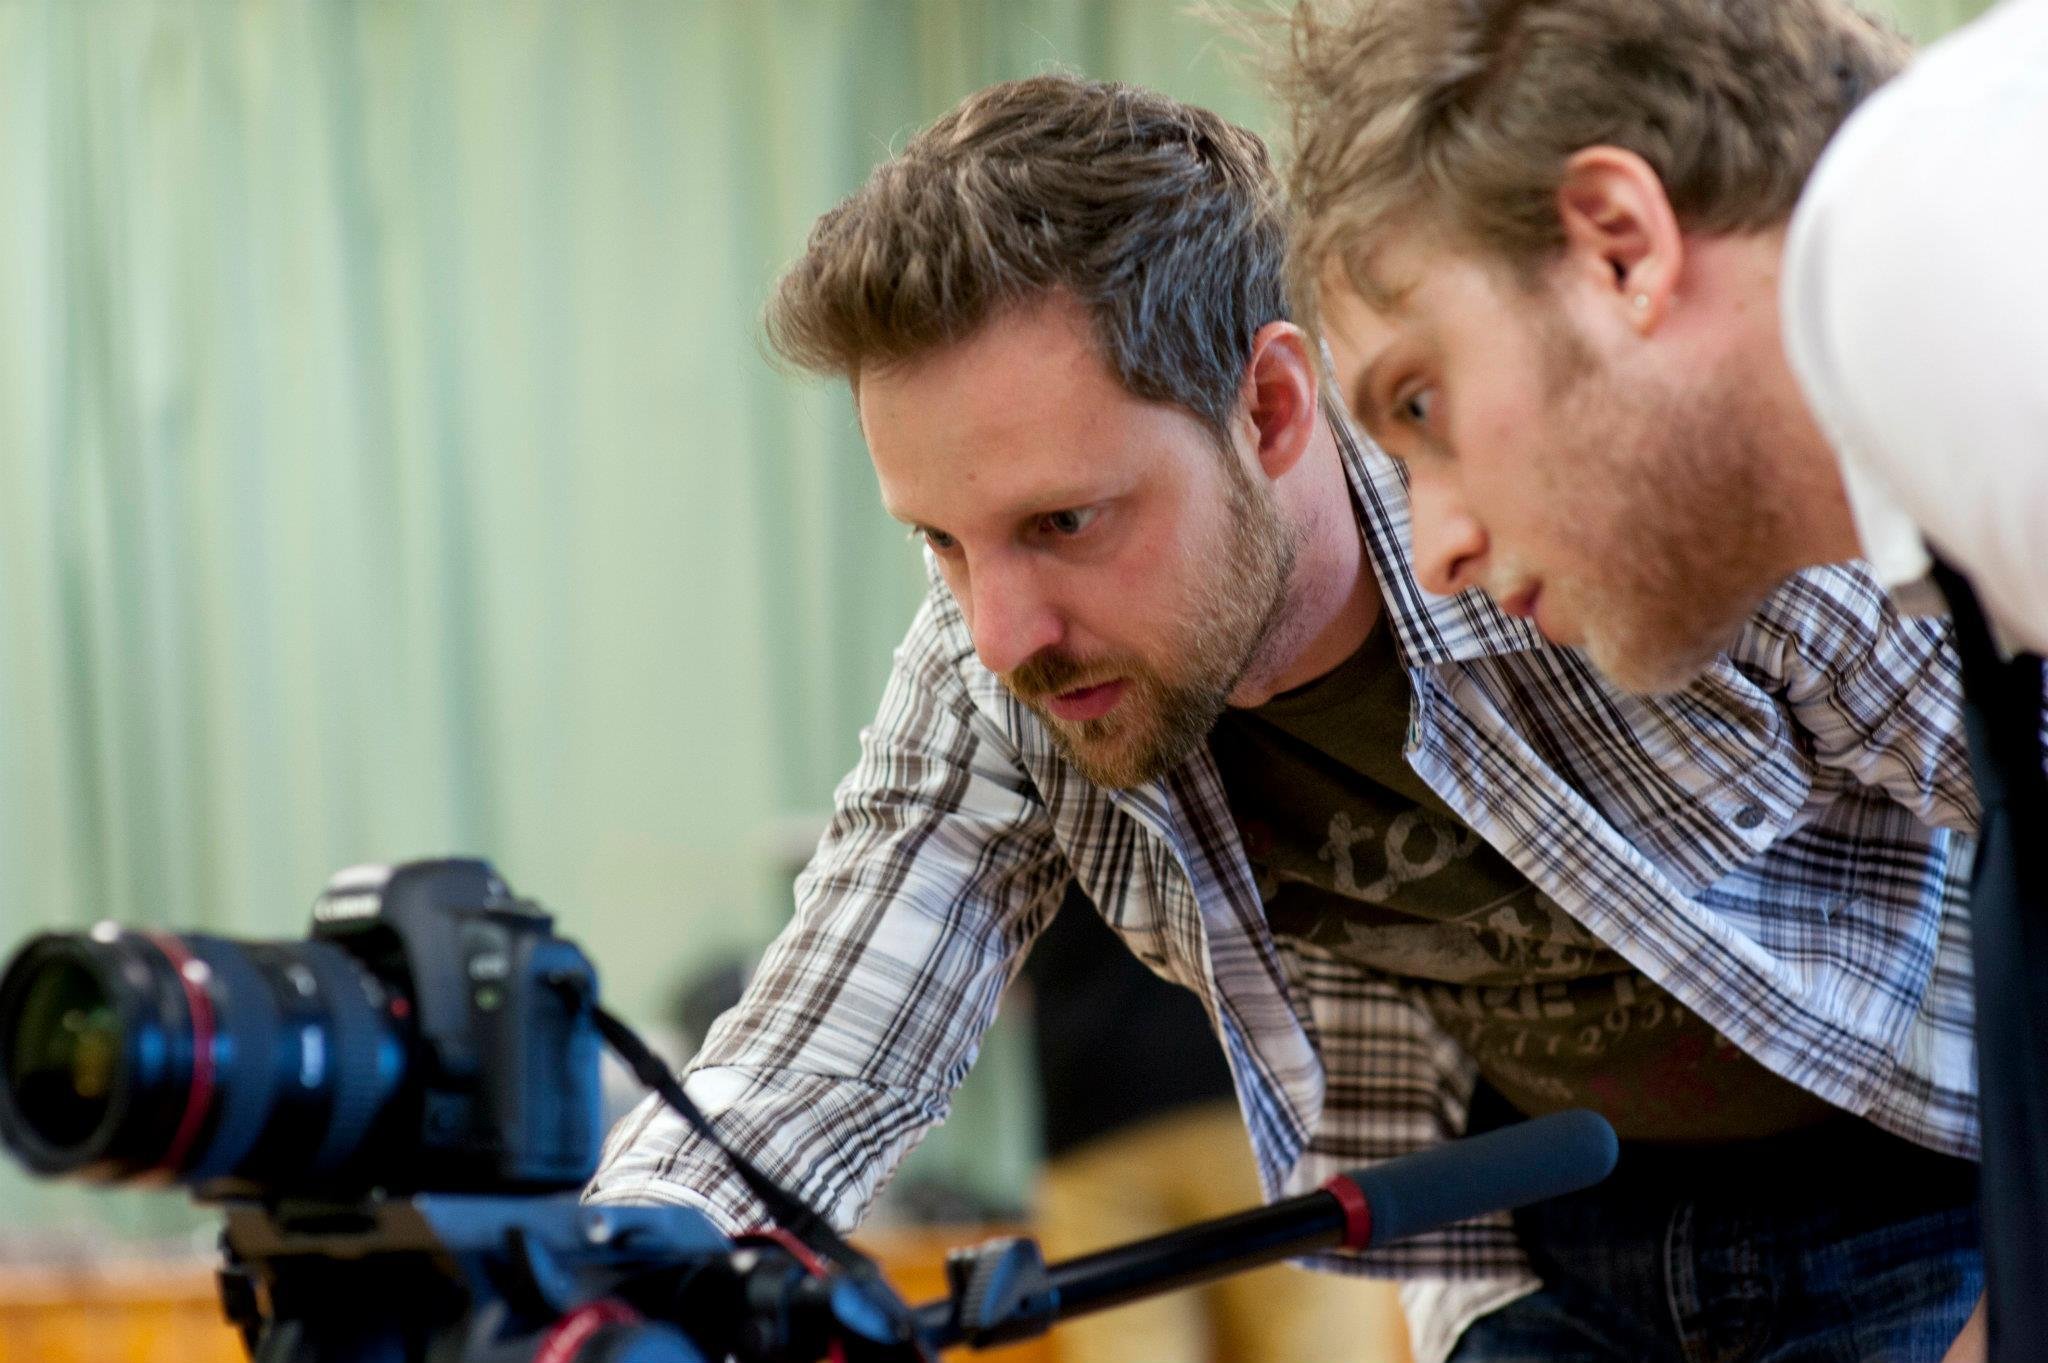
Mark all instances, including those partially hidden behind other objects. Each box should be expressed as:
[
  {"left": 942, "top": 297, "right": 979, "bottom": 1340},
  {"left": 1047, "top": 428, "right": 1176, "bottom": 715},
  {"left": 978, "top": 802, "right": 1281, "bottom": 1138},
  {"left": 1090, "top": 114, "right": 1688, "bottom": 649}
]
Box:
[
  {"left": 593, "top": 72, "right": 1988, "bottom": 1362},
  {"left": 1276, "top": 0, "right": 2046, "bottom": 1354}
]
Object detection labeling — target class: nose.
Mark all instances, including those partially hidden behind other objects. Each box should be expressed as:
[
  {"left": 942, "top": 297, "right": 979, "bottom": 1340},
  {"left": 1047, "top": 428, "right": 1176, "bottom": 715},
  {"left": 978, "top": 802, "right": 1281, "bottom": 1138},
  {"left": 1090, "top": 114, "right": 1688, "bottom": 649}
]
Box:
[
  {"left": 1407, "top": 469, "right": 1489, "bottom": 599},
  {"left": 960, "top": 552, "right": 1066, "bottom": 677}
]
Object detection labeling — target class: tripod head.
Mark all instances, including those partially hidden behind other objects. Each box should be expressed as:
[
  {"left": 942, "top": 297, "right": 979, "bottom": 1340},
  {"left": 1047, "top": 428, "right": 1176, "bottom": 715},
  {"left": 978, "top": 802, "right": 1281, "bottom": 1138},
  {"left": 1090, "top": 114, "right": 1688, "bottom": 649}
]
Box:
[
  {"left": 213, "top": 1190, "right": 981, "bottom": 1363},
  {"left": 216, "top": 1194, "right": 731, "bottom": 1363}
]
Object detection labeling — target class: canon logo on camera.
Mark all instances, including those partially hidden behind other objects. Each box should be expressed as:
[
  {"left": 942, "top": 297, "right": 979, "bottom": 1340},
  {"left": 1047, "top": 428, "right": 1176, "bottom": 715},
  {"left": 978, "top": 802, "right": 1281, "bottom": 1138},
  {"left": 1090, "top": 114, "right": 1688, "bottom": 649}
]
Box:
[{"left": 312, "top": 863, "right": 395, "bottom": 924}]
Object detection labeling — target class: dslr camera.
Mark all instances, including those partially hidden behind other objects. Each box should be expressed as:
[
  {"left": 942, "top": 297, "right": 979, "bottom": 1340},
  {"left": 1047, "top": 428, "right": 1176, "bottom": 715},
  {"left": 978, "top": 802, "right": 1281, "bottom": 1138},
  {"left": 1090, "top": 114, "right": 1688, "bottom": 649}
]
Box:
[
  {"left": 0, "top": 860, "right": 777, "bottom": 1363},
  {"left": 0, "top": 858, "right": 601, "bottom": 1195}
]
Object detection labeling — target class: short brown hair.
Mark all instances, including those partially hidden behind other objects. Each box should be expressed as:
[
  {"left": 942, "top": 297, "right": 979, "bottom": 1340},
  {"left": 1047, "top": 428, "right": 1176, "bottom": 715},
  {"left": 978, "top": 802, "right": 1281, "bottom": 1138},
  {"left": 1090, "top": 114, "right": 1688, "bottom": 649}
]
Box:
[
  {"left": 1274, "top": 0, "right": 1910, "bottom": 327},
  {"left": 765, "top": 74, "right": 1289, "bottom": 440}
]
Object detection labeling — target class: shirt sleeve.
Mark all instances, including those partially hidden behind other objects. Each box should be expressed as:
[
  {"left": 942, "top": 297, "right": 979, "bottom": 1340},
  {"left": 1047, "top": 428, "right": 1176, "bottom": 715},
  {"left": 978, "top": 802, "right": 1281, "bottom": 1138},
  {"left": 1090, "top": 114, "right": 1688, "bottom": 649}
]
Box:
[
  {"left": 584, "top": 587, "right": 1070, "bottom": 1229},
  {"left": 1782, "top": 3, "right": 2048, "bottom": 653}
]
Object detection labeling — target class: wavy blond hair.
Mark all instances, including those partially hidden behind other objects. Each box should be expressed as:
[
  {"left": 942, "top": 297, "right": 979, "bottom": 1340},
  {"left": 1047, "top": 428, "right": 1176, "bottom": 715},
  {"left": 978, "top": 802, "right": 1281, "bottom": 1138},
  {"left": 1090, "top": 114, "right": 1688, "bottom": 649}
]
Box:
[{"left": 1273, "top": 0, "right": 1910, "bottom": 329}]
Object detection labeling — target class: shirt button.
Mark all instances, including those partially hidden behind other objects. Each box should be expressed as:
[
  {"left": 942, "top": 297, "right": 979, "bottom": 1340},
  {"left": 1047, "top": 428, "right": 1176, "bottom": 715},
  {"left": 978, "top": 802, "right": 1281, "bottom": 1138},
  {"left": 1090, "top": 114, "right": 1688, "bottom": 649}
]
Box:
[{"left": 1733, "top": 804, "right": 1767, "bottom": 830}]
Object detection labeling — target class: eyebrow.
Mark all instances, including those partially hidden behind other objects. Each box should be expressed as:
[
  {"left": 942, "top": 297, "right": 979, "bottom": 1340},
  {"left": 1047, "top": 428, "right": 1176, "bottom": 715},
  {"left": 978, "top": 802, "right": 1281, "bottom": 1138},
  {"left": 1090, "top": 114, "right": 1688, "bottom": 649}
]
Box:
[
  {"left": 885, "top": 484, "right": 1112, "bottom": 532},
  {"left": 1353, "top": 265, "right": 1418, "bottom": 316}
]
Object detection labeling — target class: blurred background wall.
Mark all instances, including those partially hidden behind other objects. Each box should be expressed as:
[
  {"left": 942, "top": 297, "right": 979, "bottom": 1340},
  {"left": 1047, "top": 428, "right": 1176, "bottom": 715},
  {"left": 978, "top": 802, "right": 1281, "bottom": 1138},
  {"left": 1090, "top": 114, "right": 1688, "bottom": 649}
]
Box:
[{"left": 0, "top": 0, "right": 1993, "bottom": 1250}]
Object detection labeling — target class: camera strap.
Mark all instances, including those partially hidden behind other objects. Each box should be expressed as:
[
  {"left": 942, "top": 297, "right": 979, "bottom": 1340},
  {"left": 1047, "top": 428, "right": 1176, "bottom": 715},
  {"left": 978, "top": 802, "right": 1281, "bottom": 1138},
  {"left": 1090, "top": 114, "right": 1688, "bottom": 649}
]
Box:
[{"left": 589, "top": 1002, "right": 920, "bottom": 1348}]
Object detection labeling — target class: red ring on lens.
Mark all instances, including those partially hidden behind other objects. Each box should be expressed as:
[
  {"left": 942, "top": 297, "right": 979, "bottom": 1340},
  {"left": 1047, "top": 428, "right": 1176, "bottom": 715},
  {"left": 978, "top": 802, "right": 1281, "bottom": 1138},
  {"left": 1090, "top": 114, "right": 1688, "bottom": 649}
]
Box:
[{"left": 142, "top": 933, "right": 216, "bottom": 1173}]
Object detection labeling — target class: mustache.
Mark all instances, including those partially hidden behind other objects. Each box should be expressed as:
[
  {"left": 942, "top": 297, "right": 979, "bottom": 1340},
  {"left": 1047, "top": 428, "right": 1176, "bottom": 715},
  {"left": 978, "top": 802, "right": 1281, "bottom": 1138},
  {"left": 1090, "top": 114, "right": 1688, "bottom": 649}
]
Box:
[{"left": 1003, "top": 649, "right": 1117, "bottom": 701}]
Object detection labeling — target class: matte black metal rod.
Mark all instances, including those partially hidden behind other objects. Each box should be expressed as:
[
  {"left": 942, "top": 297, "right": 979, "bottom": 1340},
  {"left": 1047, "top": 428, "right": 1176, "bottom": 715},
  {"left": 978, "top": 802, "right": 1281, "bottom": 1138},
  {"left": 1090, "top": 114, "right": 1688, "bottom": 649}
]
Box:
[
  {"left": 912, "top": 1188, "right": 1351, "bottom": 1350},
  {"left": 912, "top": 1110, "right": 1620, "bottom": 1354},
  {"left": 1039, "top": 1191, "right": 1352, "bottom": 1319}
]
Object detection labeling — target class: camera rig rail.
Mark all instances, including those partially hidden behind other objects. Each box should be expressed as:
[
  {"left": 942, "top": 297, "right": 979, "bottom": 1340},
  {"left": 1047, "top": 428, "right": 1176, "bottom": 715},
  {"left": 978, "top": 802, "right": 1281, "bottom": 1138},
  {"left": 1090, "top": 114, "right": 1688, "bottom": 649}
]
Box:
[{"left": 209, "top": 1108, "right": 1618, "bottom": 1363}]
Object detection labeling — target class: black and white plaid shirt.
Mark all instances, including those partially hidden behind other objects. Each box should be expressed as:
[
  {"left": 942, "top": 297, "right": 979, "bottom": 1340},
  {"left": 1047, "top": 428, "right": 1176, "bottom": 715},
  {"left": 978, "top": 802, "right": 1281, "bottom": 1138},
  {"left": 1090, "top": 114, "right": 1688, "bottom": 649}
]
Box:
[{"left": 592, "top": 416, "right": 1978, "bottom": 1358}]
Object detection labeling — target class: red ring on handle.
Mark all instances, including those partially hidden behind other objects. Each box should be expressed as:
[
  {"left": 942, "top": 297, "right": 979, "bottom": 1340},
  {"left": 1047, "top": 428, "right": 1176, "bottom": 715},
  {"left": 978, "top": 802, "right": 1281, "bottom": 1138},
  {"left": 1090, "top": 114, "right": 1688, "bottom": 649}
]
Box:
[{"left": 1321, "top": 1174, "right": 1374, "bottom": 1251}]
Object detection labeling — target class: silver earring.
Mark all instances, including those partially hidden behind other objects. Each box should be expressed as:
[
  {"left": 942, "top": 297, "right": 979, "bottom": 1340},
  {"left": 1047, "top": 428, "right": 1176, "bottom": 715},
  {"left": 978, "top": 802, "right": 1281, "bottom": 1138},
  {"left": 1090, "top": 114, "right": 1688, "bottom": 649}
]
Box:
[{"left": 1632, "top": 293, "right": 1651, "bottom": 312}]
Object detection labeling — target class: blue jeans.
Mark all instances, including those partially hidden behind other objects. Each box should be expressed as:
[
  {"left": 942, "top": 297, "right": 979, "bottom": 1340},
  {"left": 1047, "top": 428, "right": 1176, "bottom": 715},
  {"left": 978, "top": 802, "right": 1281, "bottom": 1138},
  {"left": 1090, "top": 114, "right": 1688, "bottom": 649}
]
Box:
[{"left": 1450, "top": 1094, "right": 1982, "bottom": 1363}]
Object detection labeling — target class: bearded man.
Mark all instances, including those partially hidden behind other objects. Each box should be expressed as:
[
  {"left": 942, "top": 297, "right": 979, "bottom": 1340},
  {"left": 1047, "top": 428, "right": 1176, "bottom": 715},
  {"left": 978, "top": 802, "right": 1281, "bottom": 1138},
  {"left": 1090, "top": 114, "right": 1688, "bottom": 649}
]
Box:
[{"left": 592, "top": 73, "right": 1985, "bottom": 1363}]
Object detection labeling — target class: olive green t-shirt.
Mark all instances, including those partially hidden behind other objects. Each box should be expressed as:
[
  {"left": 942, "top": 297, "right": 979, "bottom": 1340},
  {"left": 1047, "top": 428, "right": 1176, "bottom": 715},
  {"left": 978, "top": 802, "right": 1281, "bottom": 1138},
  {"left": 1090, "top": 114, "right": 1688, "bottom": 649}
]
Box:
[{"left": 1208, "top": 616, "right": 1836, "bottom": 1141}]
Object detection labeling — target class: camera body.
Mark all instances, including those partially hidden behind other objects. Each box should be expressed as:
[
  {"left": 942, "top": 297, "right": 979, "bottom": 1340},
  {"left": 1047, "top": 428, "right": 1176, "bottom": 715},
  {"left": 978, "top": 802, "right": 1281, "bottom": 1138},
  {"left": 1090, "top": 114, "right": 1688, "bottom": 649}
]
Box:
[
  {"left": 0, "top": 857, "right": 603, "bottom": 1194},
  {"left": 299, "top": 858, "right": 604, "bottom": 1192}
]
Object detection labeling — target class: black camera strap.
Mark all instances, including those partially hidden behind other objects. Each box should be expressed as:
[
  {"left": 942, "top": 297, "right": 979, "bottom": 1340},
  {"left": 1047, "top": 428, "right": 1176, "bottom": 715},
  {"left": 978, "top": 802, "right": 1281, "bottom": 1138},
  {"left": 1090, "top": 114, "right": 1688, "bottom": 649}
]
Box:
[
  {"left": 589, "top": 1003, "right": 917, "bottom": 1343},
  {"left": 588, "top": 1006, "right": 846, "bottom": 1255}
]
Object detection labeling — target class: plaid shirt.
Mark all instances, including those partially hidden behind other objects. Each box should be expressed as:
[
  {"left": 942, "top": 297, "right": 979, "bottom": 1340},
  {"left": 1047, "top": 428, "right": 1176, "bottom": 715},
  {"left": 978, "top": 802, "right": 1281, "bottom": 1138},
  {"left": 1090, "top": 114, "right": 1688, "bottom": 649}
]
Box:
[{"left": 592, "top": 415, "right": 1979, "bottom": 1359}]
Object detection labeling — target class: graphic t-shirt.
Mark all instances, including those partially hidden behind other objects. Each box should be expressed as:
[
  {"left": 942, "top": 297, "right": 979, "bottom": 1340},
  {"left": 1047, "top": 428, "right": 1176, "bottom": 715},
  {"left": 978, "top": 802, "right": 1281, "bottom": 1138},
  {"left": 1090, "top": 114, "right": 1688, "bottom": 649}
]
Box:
[{"left": 1208, "top": 616, "right": 1837, "bottom": 1141}]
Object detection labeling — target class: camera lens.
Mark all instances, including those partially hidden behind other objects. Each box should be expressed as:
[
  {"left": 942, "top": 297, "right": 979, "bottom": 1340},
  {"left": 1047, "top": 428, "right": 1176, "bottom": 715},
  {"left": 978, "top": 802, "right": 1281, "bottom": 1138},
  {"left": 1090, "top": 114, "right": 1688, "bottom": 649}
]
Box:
[
  {"left": 0, "top": 928, "right": 409, "bottom": 1187},
  {"left": 6, "top": 957, "right": 121, "bottom": 1150}
]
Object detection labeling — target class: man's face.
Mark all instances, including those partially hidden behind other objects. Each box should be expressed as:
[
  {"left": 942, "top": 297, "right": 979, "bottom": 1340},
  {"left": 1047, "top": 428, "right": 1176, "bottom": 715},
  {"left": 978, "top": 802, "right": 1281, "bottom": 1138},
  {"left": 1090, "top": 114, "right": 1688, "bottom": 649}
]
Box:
[
  {"left": 1320, "top": 233, "right": 1785, "bottom": 693},
  {"left": 861, "top": 297, "right": 1298, "bottom": 788}
]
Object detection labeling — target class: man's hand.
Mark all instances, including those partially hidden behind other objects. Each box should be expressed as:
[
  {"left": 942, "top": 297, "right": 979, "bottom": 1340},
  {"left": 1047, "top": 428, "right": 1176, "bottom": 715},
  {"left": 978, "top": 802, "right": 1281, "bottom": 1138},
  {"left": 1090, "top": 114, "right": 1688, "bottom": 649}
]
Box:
[{"left": 1941, "top": 1295, "right": 1987, "bottom": 1363}]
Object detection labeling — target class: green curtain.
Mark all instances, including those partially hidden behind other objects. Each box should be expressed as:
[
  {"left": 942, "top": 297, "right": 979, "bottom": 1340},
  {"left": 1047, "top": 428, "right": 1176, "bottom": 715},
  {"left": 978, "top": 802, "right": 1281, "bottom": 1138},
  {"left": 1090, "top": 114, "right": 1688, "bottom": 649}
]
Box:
[
  {"left": 1873, "top": 0, "right": 2000, "bottom": 40},
  {"left": 0, "top": 0, "right": 1275, "bottom": 1246},
  {"left": 0, "top": 0, "right": 1996, "bottom": 1245}
]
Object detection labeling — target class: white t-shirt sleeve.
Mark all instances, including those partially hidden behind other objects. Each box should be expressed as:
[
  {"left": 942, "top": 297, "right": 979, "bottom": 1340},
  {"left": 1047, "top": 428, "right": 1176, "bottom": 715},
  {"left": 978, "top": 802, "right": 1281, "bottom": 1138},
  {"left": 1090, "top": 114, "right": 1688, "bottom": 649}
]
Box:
[{"left": 1782, "top": 0, "right": 2048, "bottom": 654}]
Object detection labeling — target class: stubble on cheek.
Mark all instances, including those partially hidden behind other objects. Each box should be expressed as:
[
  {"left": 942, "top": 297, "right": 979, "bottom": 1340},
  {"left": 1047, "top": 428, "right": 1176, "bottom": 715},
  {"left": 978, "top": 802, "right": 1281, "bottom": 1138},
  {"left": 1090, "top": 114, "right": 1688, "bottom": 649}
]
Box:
[{"left": 1547, "top": 374, "right": 1781, "bottom": 695}]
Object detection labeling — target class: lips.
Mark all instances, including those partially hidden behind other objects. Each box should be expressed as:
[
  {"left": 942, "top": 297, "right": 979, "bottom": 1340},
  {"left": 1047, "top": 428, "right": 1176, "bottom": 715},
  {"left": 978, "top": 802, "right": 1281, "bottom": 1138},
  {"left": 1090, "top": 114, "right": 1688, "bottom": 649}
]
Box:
[
  {"left": 1045, "top": 679, "right": 1128, "bottom": 723},
  {"left": 1499, "top": 583, "right": 1564, "bottom": 641},
  {"left": 1499, "top": 584, "right": 1541, "bottom": 620}
]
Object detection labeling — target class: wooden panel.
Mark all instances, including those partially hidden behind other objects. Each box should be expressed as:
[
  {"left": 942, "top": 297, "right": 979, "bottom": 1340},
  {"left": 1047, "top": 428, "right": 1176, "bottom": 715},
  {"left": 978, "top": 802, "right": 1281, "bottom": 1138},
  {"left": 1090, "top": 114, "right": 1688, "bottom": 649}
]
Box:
[
  {"left": 0, "top": 1265, "right": 243, "bottom": 1363},
  {"left": 0, "top": 1230, "right": 1057, "bottom": 1363}
]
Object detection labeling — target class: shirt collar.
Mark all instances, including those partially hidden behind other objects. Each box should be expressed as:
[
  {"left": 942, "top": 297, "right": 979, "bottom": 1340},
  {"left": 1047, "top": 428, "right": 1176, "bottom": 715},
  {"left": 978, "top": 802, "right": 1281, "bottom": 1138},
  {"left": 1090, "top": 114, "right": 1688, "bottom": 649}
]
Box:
[{"left": 1329, "top": 402, "right": 1548, "bottom": 667}]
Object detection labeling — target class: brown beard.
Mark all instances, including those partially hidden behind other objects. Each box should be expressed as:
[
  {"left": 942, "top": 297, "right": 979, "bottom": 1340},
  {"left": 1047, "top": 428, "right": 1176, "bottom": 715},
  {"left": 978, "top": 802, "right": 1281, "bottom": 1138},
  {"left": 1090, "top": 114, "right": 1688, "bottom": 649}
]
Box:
[{"left": 1003, "top": 454, "right": 1299, "bottom": 788}]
